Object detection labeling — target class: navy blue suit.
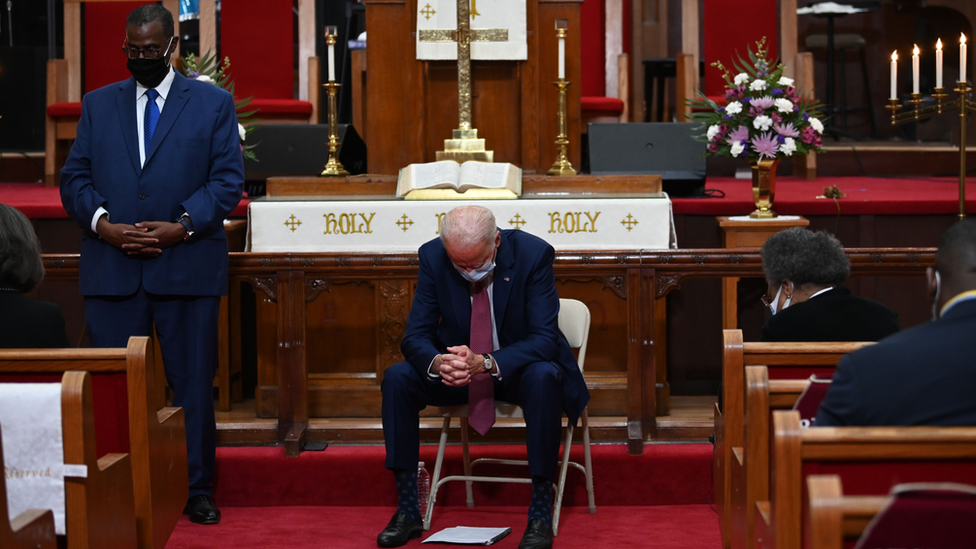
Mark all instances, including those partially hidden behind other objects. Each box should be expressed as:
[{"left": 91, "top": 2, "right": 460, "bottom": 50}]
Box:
[
  {"left": 383, "top": 229, "right": 589, "bottom": 481},
  {"left": 816, "top": 299, "right": 976, "bottom": 427},
  {"left": 60, "top": 70, "right": 244, "bottom": 497}
]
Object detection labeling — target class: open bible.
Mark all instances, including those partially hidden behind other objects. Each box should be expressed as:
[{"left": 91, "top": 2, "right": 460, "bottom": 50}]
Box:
[{"left": 397, "top": 161, "right": 522, "bottom": 200}]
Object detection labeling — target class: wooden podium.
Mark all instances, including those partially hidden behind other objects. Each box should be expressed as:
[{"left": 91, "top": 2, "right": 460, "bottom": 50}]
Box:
[{"left": 361, "top": 0, "right": 582, "bottom": 175}]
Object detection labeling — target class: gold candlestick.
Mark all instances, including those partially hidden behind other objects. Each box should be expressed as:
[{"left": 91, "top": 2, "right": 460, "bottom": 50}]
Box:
[
  {"left": 547, "top": 78, "right": 576, "bottom": 176},
  {"left": 321, "top": 32, "right": 349, "bottom": 177}
]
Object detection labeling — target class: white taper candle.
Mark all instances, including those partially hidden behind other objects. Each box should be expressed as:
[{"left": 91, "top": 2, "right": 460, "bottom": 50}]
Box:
[
  {"left": 912, "top": 44, "right": 920, "bottom": 94},
  {"left": 890, "top": 51, "right": 898, "bottom": 100}
]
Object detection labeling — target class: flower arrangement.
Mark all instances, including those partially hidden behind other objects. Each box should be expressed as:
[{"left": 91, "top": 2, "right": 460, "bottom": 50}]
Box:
[
  {"left": 181, "top": 52, "right": 259, "bottom": 161},
  {"left": 687, "top": 38, "right": 825, "bottom": 163}
]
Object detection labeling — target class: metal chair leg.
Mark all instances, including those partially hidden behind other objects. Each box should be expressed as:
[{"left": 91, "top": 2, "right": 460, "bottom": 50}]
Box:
[
  {"left": 425, "top": 416, "right": 452, "bottom": 531},
  {"left": 582, "top": 410, "right": 596, "bottom": 513},
  {"left": 552, "top": 422, "right": 575, "bottom": 537},
  {"left": 460, "top": 417, "right": 474, "bottom": 507}
]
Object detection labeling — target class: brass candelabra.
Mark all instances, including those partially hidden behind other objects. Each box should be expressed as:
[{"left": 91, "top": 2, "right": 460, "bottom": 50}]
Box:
[
  {"left": 887, "top": 81, "right": 974, "bottom": 220},
  {"left": 547, "top": 78, "right": 576, "bottom": 176},
  {"left": 321, "top": 32, "right": 349, "bottom": 177}
]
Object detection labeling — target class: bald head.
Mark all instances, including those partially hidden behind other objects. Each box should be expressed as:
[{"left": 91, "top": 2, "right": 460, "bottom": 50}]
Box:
[
  {"left": 440, "top": 206, "right": 498, "bottom": 251},
  {"left": 936, "top": 220, "right": 976, "bottom": 292}
]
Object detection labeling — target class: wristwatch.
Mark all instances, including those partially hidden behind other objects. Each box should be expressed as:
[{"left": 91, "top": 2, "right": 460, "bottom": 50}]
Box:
[
  {"left": 482, "top": 354, "right": 494, "bottom": 373},
  {"left": 177, "top": 214, "right": 194, "bottom": 242}
]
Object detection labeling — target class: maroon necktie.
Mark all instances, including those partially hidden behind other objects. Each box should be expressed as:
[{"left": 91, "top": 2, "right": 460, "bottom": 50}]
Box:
[{"left": 468, "top": 279, "right": 495, "bottom": 435}]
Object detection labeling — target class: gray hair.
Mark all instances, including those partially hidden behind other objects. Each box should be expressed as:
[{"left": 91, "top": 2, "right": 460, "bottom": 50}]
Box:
[
  {"left": 127, "top": 4, "right": 175, "bottom": 39},
  {"left": 0, "top": 204, "right": 45, "bottom": 293},
  {"left": 440, "top": 206, "right": 497, "bottom": 250},
  {"left": 761, "top": 227, "right": 849, "bottom": 288}
]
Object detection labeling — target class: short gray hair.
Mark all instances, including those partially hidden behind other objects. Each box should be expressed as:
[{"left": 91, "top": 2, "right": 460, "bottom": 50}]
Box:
[
  {"left": 440, "top": 206, "right": 497, "bottom": 250},
  {"left": 0, "top": 204, "right": 45, "bottom": 293},
  {"left": 761, "top": 227, "right": 849, "bottom": 288}
]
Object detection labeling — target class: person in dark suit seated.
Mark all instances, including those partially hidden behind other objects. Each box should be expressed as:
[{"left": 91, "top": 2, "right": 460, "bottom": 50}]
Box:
[
  {"left": 377, "top": 206, "right": 589, "bottom": 549},
  {"left": 0, "top": 204, "right": 70, "bottom": 349},
  {"left": 759, "top": 227, "right": 899, "bottom": 342},
  {"left": 816, "top": 220, "right": 976, "bottom": 427}
]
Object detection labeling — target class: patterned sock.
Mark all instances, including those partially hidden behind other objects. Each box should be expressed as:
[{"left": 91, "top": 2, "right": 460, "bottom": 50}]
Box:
[
  {"left": 528, "top": 476, "right": 553, "bottom": 529},
  {"left": 393, "top": 469, "right": 420, "bottom": 522}
]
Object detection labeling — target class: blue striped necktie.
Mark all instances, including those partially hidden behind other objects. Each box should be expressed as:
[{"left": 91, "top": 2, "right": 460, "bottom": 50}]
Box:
[{"left": 144, "top": 88, "right": 160, "bottom": 158}]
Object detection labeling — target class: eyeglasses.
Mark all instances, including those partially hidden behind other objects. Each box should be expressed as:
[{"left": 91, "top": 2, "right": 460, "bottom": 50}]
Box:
[
  {"left": 760, "top": 292, "right": 773, "bottom": 309},
  {"left": 122, "top": 37, "right": 173, "bottom": 60}
]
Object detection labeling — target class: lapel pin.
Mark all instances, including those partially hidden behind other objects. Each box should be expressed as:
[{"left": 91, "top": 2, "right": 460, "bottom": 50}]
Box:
[{"left": 504, "top": 277, "right": 510, "bottom": 282}]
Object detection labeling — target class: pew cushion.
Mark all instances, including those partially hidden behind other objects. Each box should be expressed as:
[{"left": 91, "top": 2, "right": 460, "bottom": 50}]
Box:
[
  {"left": 47, "top": 103, "right": 83, "bottom": 118},
  {"left": 249, "top": 99, "right": 314, "bottom": 116},
  {"left": 856, "top": 483, "right": 976, "bottom": 549},
  {"left": 581, "top": 96, "right": 625, "bottom": 114}
]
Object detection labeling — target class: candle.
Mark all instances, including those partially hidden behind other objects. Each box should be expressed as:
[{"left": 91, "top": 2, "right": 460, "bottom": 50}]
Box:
[
  {"left": 891, "top": 51, "right": 898, "bottom": 100},
  {"left": 326, "top": 26, "right": 337, "bottom": 82},
  {"left": 936, "top": 39, "right": 943, "bottom": 88},
  {"left": 912, "top": 44, "right": 920, "bottom": 94},
  {"left": 962, "top": 33, "right": 968, "bottom": 83},
  {"left": 558, "top": 33, "right": 566, "bottom": 79},
  {"left": 328, "top": 43, "right": 335, "bottom": 81}
]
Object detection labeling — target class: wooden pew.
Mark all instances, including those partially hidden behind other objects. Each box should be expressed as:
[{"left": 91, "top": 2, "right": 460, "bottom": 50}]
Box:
[
  {"left": 715, "top": 329, "right": 870, "bottom": 549},
  {"left": 806, "top": 475, "right": 886, "bottom": 549},
  {"left": 0, "top": 423, "right": 57, "bottom": 549},
  {"left": 1, "top": 372, "right": 138, "bottom": 548},
  {"left": 756, "top": 410, "right": 976, "bottom": 549},
  {"left": 0, "top": 337, "right": 187, "bottom": 549}
]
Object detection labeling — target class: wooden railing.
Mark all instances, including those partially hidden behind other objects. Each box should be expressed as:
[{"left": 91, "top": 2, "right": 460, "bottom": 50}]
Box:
[{"left": 41, "top": 248, "right": 934, "bottom": 456}]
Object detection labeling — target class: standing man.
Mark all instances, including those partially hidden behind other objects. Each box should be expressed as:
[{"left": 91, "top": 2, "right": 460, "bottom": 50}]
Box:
[
  {"left": 378, "top": 206, "right": 589, "bottom": 549},
  {"left": 60, "top": 4, "right": 243, "bottom": 524}
]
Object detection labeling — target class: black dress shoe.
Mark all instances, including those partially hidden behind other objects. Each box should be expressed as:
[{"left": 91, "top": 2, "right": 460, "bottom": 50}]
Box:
[
  {"left": 183, "top": 494, "right": 221, "bottom": 525},
  {"left": 518, "top": 519, "right": 553, "bottom": 549},
  {"left": 377, "top": 511, "right": 422, "bottom": 547}
]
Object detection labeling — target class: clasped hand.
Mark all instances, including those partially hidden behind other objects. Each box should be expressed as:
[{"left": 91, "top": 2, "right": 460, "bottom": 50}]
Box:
[
  {"left": 97, "top": 217, "right": 186, "bottom": 258},
  {"left": 434, "top": 345, "right": 487, "bottom": 387}
]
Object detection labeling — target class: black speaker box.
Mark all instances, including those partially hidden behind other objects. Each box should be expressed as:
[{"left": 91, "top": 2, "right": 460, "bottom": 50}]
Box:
[{"left": 243, "top": 123, "right": 367, "bottom": 188}]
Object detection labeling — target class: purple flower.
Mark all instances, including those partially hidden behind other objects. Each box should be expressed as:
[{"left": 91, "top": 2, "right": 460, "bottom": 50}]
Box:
[
  {"left": 750, "top": 97, "right": 775, "bottom": 110},
  {"left": 771, "top": 112, "right": 783, "bottom": 124},
  {"left": 773, "top": 121, "right": 800, "bottom": 137},
  {"left": 776, "top": 134, "right": 786, "bottom": 144},
  {"left": 803, "top": 112, "right": 810, "bottom": 121},
  {"left": 726, "top": 126, "right": 750, "bottom": 145},
  {"left": 784, "top": 87, "right": 798, "bottom": 101},
  {"left": 751, "top": 131, "right": 780, "bottom": 159},
  {"left": 749, "top": 104, "right": 766, "bottom": 117},
  {"left": 708, "top": 142, "right": 720, "bottom": 153},
  {"left": 771, "top": 88, "right": 783, "bottom": 96},
  {"left": 801, "top": 126, "right": 821, "bottom": 147}
]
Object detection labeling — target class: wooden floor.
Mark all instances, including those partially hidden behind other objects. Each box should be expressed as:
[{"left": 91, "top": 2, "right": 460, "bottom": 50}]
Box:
[{"left": 215, "top": 395, "right": 716, "bottom": 446}]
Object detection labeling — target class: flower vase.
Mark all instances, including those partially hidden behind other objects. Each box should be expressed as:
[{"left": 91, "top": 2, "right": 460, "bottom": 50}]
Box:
[{"left": 750, "top": 158, "right": 780, "bottom": 219}]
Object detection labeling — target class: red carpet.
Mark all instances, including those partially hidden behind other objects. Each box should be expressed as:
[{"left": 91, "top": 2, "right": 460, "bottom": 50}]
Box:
[
  {"left": 165, "top": 505, "right": 720, "bottom": 549},
  {"left": 164, "top": 444, "right": 718, "bottom": 548}
]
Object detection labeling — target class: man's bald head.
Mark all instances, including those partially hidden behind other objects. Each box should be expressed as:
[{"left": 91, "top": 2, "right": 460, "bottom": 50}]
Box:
[{"left": 440, "top": 206, "right": 497, "bottom": 251}]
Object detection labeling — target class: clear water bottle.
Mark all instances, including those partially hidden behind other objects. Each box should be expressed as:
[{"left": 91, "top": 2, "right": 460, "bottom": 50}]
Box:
[{"left": 418, "top": 461, "right": 431, "bottom": 517}]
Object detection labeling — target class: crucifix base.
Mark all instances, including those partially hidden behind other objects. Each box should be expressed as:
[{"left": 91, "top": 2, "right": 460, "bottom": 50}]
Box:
[{"left": 436, "top": 128, "right": 494, "bottom": 163}]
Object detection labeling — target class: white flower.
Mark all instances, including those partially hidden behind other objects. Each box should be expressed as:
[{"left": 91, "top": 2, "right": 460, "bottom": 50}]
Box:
[
  {"left": 725, "top": 101, "right": 743, "bottom": 115},
  {"left": 774, "top": 98, "right": 795, "bottom": 114},
  {"left": 778, "top": 76, "right": 794, "bottom": 87},
  {"left": 780, "top": 137, "right": 797, "bottom": 156},
  {"left": 730, "top": 142, "right": 746, "bottom": 157},
  {"left": 734, "top": 73, "right": 751, "bottom": 85},
  {"left": 753, "top": 115, "right": 773, "bottom": 131},
  {"left": 196, "top": 74, "right": 215, "bottom": 84},
  {"left": 707, "top": 124, "right": 721, "bottom": 141},
  {"left": 238, "top": 123, "right": 246, "bottom": 142},
  {"left": 750, "top": 79, "right": 768, "bottom": 91},
  {"left": 809, "top": 117, "right": 824, "bottom": 134}
]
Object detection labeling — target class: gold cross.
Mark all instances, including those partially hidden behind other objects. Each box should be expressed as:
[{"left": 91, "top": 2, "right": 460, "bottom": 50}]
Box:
[
  {"left": 418, "top": 0, "right": 507, "bottom": 132},
  {"left": 284, "top": 215, "right": 302, "bottom": 232},
  {"left": 420, "top": 3, "right": 436, "bottom": 20},
  {"left": 396, "top": 214, "right": 414, "bottom": 232},
  {"left": 509, "top": 213, "right": 526, "bottom": 229},
  {"left": 620, "top": 214, "right": 639, "bottom": 232}
]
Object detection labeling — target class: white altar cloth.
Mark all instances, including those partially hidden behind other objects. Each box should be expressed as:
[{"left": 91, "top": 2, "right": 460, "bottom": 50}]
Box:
[{"left": 247, "top": 195, "right": 675, "bottom": 253}]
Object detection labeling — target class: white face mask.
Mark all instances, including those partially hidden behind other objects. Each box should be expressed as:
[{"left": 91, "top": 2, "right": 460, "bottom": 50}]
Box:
[
  {"left": 454, "top": 249, "right": 496, "bottom": 283},
  {"left": 932, "top": 270, "right": 942, "bottom": 321},
  {"left": 770, "top": 285, "right": 793, "bottom": 315}
]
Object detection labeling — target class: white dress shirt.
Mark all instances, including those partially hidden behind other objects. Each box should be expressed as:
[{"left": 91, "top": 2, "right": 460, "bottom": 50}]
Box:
[{"left": 91, "top": 67, "right": 177, "bottom": 233}]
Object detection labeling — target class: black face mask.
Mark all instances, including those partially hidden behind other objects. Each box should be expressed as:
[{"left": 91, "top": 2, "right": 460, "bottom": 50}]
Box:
[
  {"left": 125, "top": 37, "right": 174, "bottom": 88},
  {"left": 127, "top": 56, "right": 171, "bottom": 88}
]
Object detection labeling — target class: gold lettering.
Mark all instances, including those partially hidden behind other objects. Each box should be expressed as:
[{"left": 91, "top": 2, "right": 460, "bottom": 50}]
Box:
[
  {"left": 548, "top": 212, "right": 562, "bottom": 233},
  {"left": 585, "top": 211, "right": 601, "bottom": 232},
  {"left": 563, "top": 212, "right": 578, "bottom": 233},
  {"left": 340, "top": 213, "right": 355, "bottom": 234},
  {"left": 323, "top": 213, "right": 338, "bottom": 234},
  {"left": 360, "top": 212, "right": 375, "bottom": 234},
  {"left": 435, "top": 213, "right": 447, "bottom": 235}
]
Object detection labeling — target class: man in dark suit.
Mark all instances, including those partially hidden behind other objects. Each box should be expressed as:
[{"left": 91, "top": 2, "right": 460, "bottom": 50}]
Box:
[
  {"left": 378, "top": 206, "right": 588, "bottom": 549},
  {"left": 59, "top": 5, "right": 243, "bottom": 524},
  {"left": 816, "top": 220, "right": 976, "bottom": 427}
]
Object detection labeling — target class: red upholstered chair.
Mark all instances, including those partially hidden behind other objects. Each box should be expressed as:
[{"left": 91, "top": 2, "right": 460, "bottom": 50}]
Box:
[
  {"left": 676, "top": 0, "right": 817, "bottom": 178},
  {"left": 580, "top": 0, "right": 628, "bottom": 126},
  {"left": 45, "top": 1, "right": 181, "bottom": 186},
  {"left": 198, "top": 0, "right": 320, "bottom": 125}
]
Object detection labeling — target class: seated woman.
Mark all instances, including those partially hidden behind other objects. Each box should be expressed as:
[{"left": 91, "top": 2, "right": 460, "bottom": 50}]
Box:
[
  {"left": 760, "top": 227, "right": 899, "bottom": 342},
  {"left": 0, "top": 204, "right": 70, "bottom": 348}
]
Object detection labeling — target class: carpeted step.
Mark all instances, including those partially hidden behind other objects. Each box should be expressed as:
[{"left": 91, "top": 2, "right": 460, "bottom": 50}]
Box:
[{"left": 212, "top": 443, "right": 713, "bottom": 508}]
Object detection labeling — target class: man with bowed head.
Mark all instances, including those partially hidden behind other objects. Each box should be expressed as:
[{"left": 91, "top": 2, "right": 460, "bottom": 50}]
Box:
[
  {"left": 378, "top": 205, "right": 589, "bottom": 549},
  {"left": 60, "top": 4, "right": 243, "bottom": 524}
]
